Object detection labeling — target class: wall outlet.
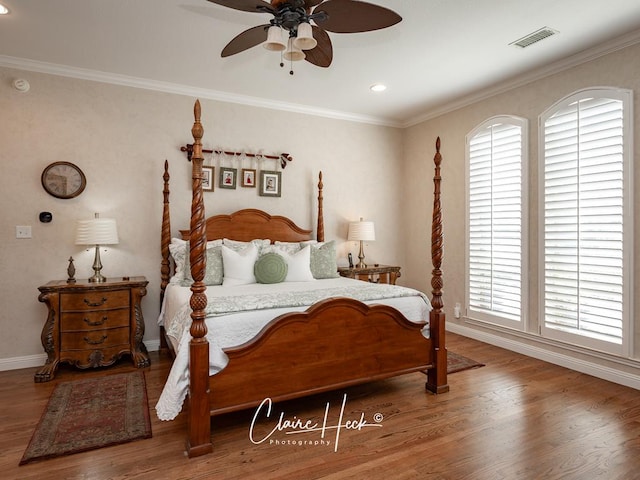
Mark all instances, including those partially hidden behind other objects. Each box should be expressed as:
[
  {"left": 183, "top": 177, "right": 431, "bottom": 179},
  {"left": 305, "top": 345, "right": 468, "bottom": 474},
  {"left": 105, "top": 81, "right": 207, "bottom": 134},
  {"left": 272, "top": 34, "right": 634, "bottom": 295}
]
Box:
[{"left": 16, "top": 226, "right": 32, "bottom": 239}]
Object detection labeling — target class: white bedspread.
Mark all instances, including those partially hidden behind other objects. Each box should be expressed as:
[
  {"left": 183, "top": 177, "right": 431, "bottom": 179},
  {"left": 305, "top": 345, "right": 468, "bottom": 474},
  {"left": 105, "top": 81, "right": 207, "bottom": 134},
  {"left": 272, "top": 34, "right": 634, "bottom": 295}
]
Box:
[{"left": 155, "top": 277, "right": 431, "bottom": 420}]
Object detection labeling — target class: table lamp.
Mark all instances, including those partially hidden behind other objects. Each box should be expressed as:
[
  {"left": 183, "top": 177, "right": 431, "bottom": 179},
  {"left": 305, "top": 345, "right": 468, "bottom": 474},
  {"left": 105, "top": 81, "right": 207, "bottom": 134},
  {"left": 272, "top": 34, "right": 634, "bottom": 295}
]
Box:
[
  {"left": 347, "top": 218, "right": 375, "bottom": 268},
  {"left": 75, "top": 213, "right": 119, "bottom": 283}
]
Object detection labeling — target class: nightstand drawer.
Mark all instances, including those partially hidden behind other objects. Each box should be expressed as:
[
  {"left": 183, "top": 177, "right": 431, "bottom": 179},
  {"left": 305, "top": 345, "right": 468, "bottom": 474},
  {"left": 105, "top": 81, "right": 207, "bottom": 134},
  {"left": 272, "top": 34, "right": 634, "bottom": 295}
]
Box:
[
  {"left": 60, "top": 309, "right": 130, "bottom": 331},
  {"left": 60, "top": 327, "right": 130, "bottom": 351},
  {"left": 60, "top": 290, "right": 130, "bottom": 312}
]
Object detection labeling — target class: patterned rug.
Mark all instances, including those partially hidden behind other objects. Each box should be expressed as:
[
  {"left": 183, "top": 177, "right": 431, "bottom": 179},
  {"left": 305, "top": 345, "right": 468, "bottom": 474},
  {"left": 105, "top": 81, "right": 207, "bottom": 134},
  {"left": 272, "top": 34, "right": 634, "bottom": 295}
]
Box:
[
  {"left": 448, "top": 351, "right": 485, "bottom": 374},
  {"left": 20, "top": 371, "right": 151, "bottom": 465}
]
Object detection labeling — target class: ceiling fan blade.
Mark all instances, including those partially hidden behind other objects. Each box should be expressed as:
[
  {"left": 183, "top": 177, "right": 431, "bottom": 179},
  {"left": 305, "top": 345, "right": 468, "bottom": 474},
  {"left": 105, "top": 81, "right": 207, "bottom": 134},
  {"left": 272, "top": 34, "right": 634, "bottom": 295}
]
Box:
[
  {"left": 304, "top": 26, "right": 333, "bottom": 67},
  {"left": 206, "top": 0, "right": 273, "bottom": 14},
  {"left": 221, "top": 24, "right": 269, "bottom": 57},
  {"left": 313, "top": 0, "right": 401, "bottom": 33}
]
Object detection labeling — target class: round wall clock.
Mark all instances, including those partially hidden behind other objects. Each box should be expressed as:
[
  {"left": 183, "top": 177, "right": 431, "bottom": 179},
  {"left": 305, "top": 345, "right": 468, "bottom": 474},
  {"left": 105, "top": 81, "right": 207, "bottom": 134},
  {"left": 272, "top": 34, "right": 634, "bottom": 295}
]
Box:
[{"left": 41, "top": 161, "right": 87, "bottom": 199}]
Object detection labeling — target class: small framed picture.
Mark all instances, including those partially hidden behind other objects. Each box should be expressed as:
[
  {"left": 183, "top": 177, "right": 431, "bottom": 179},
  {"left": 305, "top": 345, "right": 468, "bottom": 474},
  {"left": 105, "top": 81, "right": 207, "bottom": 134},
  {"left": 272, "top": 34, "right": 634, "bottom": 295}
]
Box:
[
  {"left": 219, "top": 167, "right": 237, "bottom": 189},
  {"left": 202, "top": 166, "right": 214, "bottom": 192},
  {"left": 259, "top": 170, "right": 281, "bottom": 197},
  {"left": 242, "top": 168, "right": 256, "bottom": 188}
]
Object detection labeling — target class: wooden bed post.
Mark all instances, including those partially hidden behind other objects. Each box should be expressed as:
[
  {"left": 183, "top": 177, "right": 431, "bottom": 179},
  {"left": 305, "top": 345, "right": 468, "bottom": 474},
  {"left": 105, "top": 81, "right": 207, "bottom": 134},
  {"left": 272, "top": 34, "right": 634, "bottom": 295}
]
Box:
[
  {"left": 186, "top": 100, "right": 213, "bottom": 457},
  {"left": 160, "top": 160, "right": 171, "bottom": 301},
  {"left": 317, "top": 171, "right": 324, "bottom": 242},
  {"left": 159, "top": 160, "right": 171, "bottom": 350},
  {"left": 426, "top": 137, "right": 449, "bottom": 394}
]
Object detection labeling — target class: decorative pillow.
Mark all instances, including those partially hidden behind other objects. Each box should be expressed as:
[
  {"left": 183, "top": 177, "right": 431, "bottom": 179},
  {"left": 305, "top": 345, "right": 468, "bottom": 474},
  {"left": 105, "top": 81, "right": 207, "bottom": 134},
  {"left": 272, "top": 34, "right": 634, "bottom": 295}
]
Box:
[
  {"left": 273, "top": 241, "right": 303, "bottom": 255},
  {"left": 308, "top": 240, "right": 339, "bottom": 279},
  {"left": 181, "top": 245, "right": 224, "bottom": 286},
  {"left": 168, "top": 238, "right": 188, "bottom": 284},
  {"left": 280, "top": 245, "right": 315, "bottom": 282},
  {"left": 223, "top": 238, "right": 270, "bottom": 254},
  {"left": 254, "top": 253, "right": 288, "bottom": 284},
  {"left": 170, "top": 239, "right": 224, "bottom": 286},
  {"left": 221, "top": 243, "right": 259, "bottom": 286}
]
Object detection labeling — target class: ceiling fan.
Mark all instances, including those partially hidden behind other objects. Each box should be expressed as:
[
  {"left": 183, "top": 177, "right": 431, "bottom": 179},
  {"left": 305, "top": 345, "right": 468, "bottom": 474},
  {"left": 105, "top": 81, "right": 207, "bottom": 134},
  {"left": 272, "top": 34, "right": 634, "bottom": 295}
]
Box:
[{"left": 207, "top": 0, "right": 402, "bottom": 71}]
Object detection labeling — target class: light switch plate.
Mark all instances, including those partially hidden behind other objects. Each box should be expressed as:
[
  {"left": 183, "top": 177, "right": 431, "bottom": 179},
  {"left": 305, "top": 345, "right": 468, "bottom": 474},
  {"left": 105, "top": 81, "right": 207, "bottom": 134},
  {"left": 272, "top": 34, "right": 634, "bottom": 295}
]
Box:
[{"left": 16, "top": 226, "right": 32, "bottom": 239}]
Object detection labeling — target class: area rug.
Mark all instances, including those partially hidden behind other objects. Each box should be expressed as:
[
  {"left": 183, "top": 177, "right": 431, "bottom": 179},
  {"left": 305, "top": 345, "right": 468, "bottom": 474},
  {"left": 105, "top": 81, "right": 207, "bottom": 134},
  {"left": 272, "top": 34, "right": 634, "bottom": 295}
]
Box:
[
  {"left": 20, "top": 371, "right": 151, "bottom": 465},
  {"left": 447, "top": 351, "right": 485, "bottom": 374}
]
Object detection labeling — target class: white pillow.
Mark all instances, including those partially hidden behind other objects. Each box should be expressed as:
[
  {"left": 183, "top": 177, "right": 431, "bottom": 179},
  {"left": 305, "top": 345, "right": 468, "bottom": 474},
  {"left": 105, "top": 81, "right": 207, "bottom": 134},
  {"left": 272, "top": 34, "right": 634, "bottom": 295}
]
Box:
[
  {"left": 280, "top": 245, "right": 315, "bottom": 282},
  {"left": 222, "top": 243, "right": 259, "bottom": 286}
]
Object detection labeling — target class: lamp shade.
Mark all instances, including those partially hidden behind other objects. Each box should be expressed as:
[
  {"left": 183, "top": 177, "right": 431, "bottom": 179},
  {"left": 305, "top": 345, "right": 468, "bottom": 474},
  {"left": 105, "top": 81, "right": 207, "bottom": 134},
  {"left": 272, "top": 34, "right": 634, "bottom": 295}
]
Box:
[
  {"left": 75, "top": 217, "right": 119, "bottom": 246},
  {"left": 283, "top": 38, "right": 305, "bottom": 61},
  {"left": 263, "top": 25, "right": 286, "bottom": 52},
  {"left": 348, "top": 220, "right": 375, "bottom": 242},
  {"left": 294, "top": 22, "right": 317, "bottom": 50}
]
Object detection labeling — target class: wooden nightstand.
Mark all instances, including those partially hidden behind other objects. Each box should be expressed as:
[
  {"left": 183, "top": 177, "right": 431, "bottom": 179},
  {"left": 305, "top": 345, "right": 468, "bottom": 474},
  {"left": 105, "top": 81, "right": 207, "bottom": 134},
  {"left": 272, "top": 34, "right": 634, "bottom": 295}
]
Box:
[
  {"left": 35, "top": 276, "right": 150, "bottom": 382},
  {"left": 338, "top": 265, "right": 401, "bottom": 285}
]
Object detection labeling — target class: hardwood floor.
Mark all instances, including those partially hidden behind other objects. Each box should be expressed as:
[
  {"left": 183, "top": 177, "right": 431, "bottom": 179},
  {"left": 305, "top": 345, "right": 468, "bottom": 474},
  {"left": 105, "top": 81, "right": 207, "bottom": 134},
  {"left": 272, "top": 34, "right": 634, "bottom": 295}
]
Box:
[{"left": 2, "top": 333, "right": 640, "bottom": 480}]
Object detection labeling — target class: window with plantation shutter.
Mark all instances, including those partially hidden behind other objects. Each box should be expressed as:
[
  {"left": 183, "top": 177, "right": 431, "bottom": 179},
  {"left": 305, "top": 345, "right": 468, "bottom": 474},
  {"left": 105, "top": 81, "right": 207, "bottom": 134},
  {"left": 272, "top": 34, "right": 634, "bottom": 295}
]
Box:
[
  {"left": 466, "top": 116, "right": 528, "bottom": 329},
  {"left": 540, "top": 88, "right": 632, "bottom": 356}
]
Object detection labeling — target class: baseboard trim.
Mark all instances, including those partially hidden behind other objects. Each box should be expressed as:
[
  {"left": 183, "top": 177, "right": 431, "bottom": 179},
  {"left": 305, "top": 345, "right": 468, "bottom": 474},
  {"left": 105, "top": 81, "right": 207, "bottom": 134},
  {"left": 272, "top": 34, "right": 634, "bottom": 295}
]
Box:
[
  {"left": 0, "top": 339, "right": 162, "bottom": 372},
  {"left": 447, "top": 323, "right": 640, "bottom": 390},
  {"left": 0, "top": 353, "right": 47, "bottom": 372}
]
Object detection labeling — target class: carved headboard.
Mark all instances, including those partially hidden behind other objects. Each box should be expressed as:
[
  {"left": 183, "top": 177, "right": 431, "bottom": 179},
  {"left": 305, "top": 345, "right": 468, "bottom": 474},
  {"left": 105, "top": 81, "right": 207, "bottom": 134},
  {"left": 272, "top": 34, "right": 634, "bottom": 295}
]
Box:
[{"left": 179, "top": 209, "right": 314, "bottom": 243}]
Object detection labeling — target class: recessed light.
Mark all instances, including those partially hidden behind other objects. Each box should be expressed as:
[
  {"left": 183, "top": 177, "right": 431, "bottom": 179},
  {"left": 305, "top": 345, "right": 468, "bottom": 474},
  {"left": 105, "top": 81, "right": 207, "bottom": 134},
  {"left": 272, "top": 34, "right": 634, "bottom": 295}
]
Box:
[
  {"left": 370, "top": 83, "right": 387, "bottom": 92},
  {"left": 0, "top": 4, "right": 9, "bottom": 15}
]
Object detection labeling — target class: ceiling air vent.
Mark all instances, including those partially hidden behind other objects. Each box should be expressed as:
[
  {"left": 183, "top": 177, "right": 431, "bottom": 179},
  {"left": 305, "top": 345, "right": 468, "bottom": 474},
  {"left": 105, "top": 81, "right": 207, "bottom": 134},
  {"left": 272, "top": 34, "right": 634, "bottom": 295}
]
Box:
[{"left": 510, "top": 27, "right": 558, "bottom": 48}]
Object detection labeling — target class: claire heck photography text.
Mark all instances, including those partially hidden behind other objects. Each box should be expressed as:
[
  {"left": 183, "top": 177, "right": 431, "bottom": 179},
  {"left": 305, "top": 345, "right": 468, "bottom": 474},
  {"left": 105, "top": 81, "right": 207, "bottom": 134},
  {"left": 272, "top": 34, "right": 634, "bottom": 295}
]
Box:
[{"left": 249, "top": 394, "right": 384, "bottom": 452}]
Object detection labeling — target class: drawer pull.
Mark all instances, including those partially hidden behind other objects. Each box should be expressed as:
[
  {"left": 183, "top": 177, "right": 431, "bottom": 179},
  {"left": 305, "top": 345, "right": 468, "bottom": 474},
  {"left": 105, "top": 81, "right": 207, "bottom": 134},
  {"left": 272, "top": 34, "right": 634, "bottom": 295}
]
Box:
[
  {"left": 84, "top": 297, "right": 108, "bottom": 307},
  {"left": 84, "top": 335, "right": 108, "bottom": 345},
  {"left": 83, "top": 316, "right": 107, "bottom": 327}
]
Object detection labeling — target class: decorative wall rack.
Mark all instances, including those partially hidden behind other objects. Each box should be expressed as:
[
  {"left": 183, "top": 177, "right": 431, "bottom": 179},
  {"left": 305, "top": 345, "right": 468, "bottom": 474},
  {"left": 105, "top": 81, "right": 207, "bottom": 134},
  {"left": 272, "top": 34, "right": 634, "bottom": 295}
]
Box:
[{"left": 180, "top": 144, "right": 293, "bottom": 169}]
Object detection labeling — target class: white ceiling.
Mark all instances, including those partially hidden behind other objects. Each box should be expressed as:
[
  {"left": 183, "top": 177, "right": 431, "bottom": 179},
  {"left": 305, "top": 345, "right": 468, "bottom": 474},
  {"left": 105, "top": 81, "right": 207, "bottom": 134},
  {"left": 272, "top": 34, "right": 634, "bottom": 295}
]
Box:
[{"left": 1, "top": 0, "right": 640, "bottom": 127}]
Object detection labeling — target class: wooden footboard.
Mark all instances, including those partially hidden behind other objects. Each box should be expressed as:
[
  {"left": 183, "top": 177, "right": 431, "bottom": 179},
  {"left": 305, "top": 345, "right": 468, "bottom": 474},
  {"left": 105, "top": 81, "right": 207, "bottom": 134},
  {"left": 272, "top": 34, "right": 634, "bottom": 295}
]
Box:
[{"left": 209, "top": 298, "right": 432, "bottom": 415}]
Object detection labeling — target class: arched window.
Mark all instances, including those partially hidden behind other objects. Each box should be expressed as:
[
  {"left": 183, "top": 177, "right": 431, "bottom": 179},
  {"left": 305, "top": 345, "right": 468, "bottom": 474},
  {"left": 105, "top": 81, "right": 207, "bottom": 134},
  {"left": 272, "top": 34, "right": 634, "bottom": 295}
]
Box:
[
  {"left": 466, "top": 116, "right": 528, "bottom": 329},
  {"left": 539, "top": 88, "right": 633, "bottom": 356}
]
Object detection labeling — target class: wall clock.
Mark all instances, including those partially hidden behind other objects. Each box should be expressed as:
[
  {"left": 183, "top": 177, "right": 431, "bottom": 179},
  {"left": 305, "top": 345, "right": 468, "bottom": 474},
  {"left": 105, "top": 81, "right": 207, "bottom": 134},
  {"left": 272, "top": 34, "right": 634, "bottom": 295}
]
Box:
[{"left": 41, "top": 161, "right": 87, "bottom": 199}]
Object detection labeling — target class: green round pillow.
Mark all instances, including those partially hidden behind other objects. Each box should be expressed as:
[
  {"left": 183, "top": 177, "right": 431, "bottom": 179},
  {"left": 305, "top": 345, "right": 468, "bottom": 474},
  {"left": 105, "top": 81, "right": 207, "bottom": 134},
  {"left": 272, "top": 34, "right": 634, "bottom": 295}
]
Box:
[{"left": 254, "top": 253, "right": 288, "bottom": 284}]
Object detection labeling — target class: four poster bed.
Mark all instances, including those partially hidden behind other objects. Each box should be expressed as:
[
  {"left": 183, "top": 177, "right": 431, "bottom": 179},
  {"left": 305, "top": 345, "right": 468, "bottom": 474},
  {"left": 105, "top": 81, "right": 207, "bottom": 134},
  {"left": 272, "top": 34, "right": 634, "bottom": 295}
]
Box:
[{"left": 158, "top": 100, "right": 448, "bottom": 457}]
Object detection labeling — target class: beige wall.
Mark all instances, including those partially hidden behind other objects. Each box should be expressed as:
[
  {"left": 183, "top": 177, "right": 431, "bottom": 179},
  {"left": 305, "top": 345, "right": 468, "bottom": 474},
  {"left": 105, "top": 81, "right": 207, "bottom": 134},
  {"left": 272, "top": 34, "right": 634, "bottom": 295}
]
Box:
[
  {"left": 2, "top": 39, "right": 639, "bottom": 383},
  {"left": 403, "top": 42, "right": 640, "bottom": 375},
  {"left": 0, "top": 67, "right": 403, "bottom": 362}
]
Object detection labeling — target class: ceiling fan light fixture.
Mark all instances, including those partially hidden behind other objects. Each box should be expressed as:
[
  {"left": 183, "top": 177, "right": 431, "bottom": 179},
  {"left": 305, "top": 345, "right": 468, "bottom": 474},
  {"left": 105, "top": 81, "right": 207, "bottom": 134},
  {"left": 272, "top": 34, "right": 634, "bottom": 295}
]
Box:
[
  {"left": 0, "top": 4, "right": 9, "bottom": 15},
  {"left": 263, "top": 26, "right": 286, "bottom": 52},
  {"left": 283, "top": 38, "right": 305, "bottom": 62},
  {"left": 294, "top": 22, "right": 317, "bottom": 51}
]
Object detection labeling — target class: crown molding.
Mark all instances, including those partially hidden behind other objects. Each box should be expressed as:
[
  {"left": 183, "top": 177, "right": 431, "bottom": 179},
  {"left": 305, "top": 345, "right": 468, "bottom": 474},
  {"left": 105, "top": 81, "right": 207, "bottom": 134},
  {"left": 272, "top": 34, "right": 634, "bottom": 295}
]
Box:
[
  {"left": 0, "top": 55, "right": 401, "bottom": 128},
  {"left": 3, "top": 27, "right": 638, "bottom": 131},
  {"left": 402, "top": 28, "right": 640, "bottom": 128}
]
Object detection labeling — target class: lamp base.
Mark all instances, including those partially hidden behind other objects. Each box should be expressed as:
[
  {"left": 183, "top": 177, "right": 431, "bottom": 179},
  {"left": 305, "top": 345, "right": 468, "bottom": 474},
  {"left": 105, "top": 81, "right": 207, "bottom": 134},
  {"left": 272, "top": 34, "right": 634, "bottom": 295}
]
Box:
[
  {"left": 89, "top": 245, "right": 107, "bottom": 283},
  {"left": 88, "top": 273, "right": 107, "bottom": 283},
  {"left": 356, "top": 240, "right": 367, "bottom": 269}
]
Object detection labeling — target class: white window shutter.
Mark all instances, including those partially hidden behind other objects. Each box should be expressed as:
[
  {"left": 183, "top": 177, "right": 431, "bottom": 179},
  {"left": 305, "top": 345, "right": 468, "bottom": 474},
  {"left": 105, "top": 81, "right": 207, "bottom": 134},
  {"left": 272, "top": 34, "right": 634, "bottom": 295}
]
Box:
[
  {"left": 467, "top": 117, "right": 527, "bottom": 328},
  {"left": 540, "top": 89, "right": 632, "bottom": 355}
]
